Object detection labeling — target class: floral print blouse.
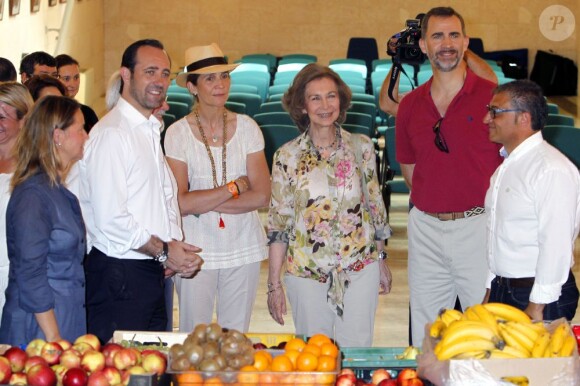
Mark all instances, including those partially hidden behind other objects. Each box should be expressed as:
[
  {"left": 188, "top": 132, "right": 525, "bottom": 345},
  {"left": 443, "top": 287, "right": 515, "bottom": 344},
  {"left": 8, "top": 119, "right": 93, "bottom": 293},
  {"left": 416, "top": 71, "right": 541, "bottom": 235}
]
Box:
[{"left": 268, "top": 129, "right": 390, "bottom": 283}]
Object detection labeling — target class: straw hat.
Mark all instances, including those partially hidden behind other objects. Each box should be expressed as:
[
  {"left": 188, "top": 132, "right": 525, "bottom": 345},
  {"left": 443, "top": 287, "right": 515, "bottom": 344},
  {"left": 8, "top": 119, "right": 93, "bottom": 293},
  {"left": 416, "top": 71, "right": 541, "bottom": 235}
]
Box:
[{"left": 175, "top": 43, "right": 239, "bottom": 88}]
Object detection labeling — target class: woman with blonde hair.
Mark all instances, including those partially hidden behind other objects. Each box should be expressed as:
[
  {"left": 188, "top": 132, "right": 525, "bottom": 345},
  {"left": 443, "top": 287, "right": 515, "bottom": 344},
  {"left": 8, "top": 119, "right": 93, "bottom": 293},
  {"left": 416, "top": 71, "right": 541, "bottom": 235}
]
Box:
[
  {"left": 0, "top": 82, "right": 33, "bottom": 322},
  {"left": 0, "top": 96, "right": 88, "bottom": 344}
]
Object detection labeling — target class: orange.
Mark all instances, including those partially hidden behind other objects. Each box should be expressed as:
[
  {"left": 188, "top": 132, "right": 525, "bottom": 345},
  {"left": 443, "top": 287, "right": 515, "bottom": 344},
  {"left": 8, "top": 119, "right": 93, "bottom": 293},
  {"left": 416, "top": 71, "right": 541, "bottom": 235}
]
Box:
[
  {"left": 316, "top": 355, "right": 336, "bottom": 371},
  {"left": 237, "top": 365, "right": 260, "bottom": 384},
  {"left": 285, "top": 337, "right": 307, "bottom": 352},
  {"left": 282, "top": 349, "right": 300, "bottom": 368},
  {"left": 296, "top": 351, "right": 318, "bottom": 371},
  {"left": 319, "top": 342, "right": 339, "bottom": 358},
  {"left": 301, "top": 343, "right": 321, "bottom": 357},
  {"left": 253, "top": 350, "right": 272, "bottom": 371},
  {"left": 307, "top": 333, "right": 332, "bottom": 348},
  {"left": 176, "top": 373, "right": 204, "bottom": 384},
  {"left": 270, "top": 355, "right": 294, "bottom": 372}
]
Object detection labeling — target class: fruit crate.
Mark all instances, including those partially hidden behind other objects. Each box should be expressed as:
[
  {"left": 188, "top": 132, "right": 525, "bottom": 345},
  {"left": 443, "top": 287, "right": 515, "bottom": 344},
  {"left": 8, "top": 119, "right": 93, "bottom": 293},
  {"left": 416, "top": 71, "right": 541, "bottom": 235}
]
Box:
[
  {"left": 169, "top": 349, "right": 340, "bottom": 385},
  {"left": 113, "top": 331, "right": 188, "bottom": 349},
  {"left": 341, "top": 347, "right": 417, "bottom": 380}
]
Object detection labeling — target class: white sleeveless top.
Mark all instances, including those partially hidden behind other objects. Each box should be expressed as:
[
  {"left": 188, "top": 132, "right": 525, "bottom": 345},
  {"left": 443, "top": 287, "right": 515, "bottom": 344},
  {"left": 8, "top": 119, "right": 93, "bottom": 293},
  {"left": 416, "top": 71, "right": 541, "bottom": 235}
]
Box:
[{"left": 164, "top": 114, "right": 267, "bottom": 269}]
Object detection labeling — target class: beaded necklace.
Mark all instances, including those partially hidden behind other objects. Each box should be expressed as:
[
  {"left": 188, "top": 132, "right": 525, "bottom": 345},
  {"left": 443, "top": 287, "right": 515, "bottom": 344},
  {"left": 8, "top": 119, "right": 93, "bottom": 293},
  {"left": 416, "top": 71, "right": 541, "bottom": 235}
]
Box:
[{"left": 194, "top": 108, "right": 228, "bottom": 229}]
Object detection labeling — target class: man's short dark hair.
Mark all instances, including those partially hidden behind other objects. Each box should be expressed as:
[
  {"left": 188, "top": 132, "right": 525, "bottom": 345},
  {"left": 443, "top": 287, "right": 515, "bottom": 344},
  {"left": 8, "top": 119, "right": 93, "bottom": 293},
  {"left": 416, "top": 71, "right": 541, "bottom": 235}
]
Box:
[
  {"left": 493, "top": 80, "right": 548, "bottom": 131},
  {"left": 55, "top": 54, "right": 79, "bottom": 69},
  {"left": 121, "top": 39, "right": 166, "bottom": 73},
  {"left": 19, "top": 51, "right": 56, "bottom": 78},
  {"left": 421, "top": 7, "right": 466, "bottom": 37},
  {"left": 0, "top": 57, "right": 17, "bottom": 82}
]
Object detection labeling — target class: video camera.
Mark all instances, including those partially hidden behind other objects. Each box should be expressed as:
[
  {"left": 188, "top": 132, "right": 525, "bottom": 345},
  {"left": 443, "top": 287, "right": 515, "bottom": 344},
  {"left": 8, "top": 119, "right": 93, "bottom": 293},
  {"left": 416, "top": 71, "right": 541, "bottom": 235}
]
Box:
[{"left": 388, "top": 18, "right": 426, "bottom": 66}]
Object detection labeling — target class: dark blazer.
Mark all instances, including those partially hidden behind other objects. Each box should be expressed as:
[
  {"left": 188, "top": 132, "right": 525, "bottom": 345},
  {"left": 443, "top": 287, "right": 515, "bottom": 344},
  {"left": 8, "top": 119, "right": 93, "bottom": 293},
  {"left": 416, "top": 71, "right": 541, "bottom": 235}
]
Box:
[{"left": 0, "top": 172, "right": 86, "bottom": 345}]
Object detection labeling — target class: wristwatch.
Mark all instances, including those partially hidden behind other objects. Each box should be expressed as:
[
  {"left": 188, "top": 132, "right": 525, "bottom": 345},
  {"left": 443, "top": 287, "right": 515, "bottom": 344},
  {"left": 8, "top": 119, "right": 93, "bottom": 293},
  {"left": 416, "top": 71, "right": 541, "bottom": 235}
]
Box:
[
  {"left": 378, "top": 251, "right": 388, "bottom": 260},
  {"left": 154, "top": 241, "right": 168, "bottom": 263}
]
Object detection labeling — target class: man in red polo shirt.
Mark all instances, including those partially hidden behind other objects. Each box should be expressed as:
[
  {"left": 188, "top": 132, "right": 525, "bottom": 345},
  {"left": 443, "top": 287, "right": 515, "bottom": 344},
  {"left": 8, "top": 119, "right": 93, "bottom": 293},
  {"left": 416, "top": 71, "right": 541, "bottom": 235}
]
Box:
[{"left": 396, "top": 7, "right": 503, "bottom": 345}]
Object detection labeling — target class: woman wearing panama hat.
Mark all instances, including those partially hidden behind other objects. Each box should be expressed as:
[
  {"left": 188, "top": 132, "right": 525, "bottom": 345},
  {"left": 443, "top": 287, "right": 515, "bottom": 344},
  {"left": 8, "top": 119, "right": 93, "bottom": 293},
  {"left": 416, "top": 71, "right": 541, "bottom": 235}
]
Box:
[{"left": 164, "top": 43, "right": 270, "bottom": 332}]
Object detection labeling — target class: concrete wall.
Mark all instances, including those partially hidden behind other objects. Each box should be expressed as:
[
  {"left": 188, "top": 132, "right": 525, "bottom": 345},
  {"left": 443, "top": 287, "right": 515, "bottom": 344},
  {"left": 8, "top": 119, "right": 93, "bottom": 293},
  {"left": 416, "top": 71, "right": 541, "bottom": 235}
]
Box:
[
  {"left": 0, "top": 0, "right": 104, "bottom": 108},
  {"left": 103, "top": 0, "right": 578, "bottom": 82}
]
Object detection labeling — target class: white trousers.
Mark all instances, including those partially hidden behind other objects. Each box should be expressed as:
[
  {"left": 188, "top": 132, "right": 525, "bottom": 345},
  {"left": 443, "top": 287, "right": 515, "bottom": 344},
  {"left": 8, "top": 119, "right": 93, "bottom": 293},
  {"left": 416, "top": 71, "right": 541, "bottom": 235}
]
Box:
[
  {"left": 285, "top": 261, "right": 379, "bottom": 347},
  {"left": 408, "top": 207, "right": 488, "bottom": 345},
  {"left": 175, "top": 261, "right": 261, "bottom": 333}
]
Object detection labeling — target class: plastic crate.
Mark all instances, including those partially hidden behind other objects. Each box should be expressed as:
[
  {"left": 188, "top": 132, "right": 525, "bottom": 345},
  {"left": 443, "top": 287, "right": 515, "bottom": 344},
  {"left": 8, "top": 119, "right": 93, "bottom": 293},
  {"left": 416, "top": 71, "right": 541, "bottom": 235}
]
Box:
[
  {"left": 341, "top": 347, "right": 417, "bottom": 381},
  {"left": 245, "top": 333, "right": 297, "bottom": 348}
]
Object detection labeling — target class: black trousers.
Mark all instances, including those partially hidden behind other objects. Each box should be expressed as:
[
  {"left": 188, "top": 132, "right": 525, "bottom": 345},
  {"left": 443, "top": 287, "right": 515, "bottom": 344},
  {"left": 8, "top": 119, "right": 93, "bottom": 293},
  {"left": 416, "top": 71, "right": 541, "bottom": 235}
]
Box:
[{"left": 84, "top": 248, "right": 167, "bottom": 344}]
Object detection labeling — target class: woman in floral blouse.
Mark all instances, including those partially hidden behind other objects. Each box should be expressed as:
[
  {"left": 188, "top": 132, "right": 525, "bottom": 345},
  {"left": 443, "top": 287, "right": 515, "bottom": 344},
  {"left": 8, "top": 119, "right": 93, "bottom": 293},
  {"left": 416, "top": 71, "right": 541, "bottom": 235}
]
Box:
[{"left": 267, "top": 64, "right": 392, "bottom": 347}]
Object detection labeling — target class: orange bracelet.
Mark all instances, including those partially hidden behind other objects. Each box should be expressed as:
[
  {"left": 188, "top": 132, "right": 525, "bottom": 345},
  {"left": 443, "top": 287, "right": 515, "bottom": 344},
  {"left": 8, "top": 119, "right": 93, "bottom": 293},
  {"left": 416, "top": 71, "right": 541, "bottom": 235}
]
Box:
[{"left": 227, "top": 181, "right": 239, "bottom": 199}]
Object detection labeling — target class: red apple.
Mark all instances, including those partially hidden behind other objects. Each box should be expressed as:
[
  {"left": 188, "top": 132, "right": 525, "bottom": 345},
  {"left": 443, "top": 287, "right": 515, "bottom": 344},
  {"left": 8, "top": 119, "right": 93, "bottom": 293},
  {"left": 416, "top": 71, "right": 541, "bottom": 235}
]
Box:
[
  {"left": 25, "top": 356, "right": 48, "bottom": 373},
  {"left": 340, "top": 368, "right": 357, "bottom": 377},
  {"left": 26, "top": 363, "right": 57, "bottom": 386},
  {"left": 9, "top": 372, "right": 27, "bottom": 385},
  {"left": 26, "top": 338, "right": 47, "bottom": 357},
  {"left": 100, "top": 343, "right": 123, "bottom": 368},
  {"left": 81, "top": 350, "right": 105, "bottom": 374},
  {"left": 377, "top": 379, "right": 397, "bottom": 386},
  {"left": 397, "top": 368, "right": 418, "bottom": 383},
  {"left": 400, "top": 379, "right": 424, "bottom": 386},
  {"left": 355, "top": 380, "right": 368, "bottom": 386},
  {"left": 87, "top": 370, "right": 109, "bottom": 386},
  {"left": 112, "top": 348, "right": 140, "bottom": 371},
  {"left": 0, "top": 356, "right": 12, "bottom": 384},
  {"left": 3, "top": 346, "right": 28, "bottom": 372},
  {"left": 141, "top": 351, "right": 166, "bottom": 375},
  {"left": 56, "top": 339, "right": 73, "bottom": 351},
  {"left": 41, "top": 342, "right": 64, "bottom": 366},
  {"left": 74, "top": 335, "right": 101, "bottom": 352},
  {"left": 63, "top": 367, "right": 89, "bottom": 386},
  {"left": 336, "top": 373, "right": 357, "bottom": 386},
  {"left": 60, "top": 349, "right": 82, "bottom": 369},
  {"left": 102, "top": 366, "right": 121, "bottom": 385},
  {"left": 72, "top": 342, "right": 94, "bottom": 356},
  {"left": 371, "top": 368, "right": 391, "bottom": 385}
]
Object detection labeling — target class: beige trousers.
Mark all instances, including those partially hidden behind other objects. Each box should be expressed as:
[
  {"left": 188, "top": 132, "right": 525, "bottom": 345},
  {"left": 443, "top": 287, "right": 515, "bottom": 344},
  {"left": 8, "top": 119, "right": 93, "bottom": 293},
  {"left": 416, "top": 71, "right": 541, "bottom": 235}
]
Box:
[
  {"left": 175, "top": 261, "right": 261, "bottom": 333},
  {"left": 285, "top": 261, "right": 379, "bottom": 347}
]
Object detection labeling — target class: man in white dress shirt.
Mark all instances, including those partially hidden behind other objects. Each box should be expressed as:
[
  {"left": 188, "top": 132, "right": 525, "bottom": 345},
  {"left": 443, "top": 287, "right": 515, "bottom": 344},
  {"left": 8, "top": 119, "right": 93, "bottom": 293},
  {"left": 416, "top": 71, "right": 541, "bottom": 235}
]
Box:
[
  {"left": 483, "top": 79, "right": 580, "bottom": 321},
  {"left": 78, "top": 39, "right": 203, "bottom": 343}
]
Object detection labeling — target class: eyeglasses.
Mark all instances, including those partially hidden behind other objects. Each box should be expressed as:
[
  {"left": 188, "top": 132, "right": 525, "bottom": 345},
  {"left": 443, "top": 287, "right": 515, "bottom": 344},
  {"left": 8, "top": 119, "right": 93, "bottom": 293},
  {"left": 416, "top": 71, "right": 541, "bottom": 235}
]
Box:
[
  {"left": 486, "top": 105, "right": 524, "bottom": 119},
  {"left": 433, "top": 118, "right": 449, "bottom": 153}
]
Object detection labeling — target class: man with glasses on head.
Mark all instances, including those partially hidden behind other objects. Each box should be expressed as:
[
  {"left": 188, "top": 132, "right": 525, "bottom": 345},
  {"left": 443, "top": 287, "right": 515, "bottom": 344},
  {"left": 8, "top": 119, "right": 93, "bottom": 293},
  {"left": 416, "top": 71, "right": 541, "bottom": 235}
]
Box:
[
  {"left": 483, "top": 80, "right": 580, "bottom": 321},
  {"left": 396, "top": 7, "right": 503, "bottom": 345}
]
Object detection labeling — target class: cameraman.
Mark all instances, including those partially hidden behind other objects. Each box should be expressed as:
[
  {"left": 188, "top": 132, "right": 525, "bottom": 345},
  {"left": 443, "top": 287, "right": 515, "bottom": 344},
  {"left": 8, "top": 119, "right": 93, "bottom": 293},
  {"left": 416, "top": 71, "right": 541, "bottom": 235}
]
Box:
[
  {"left": 379, "top": 46, "right": 497, "bottom": 117},
  {"left": 393, "top": 7, "right": 504, "bottom": 346}
]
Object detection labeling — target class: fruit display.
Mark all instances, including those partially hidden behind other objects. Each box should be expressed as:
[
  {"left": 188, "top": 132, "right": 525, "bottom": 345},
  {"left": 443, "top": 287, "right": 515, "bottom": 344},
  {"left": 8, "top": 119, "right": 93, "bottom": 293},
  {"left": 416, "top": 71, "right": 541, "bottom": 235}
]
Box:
[
  {"left": 336, "top": 367, "right": 423, "bottom": 386},
  {"left": 0, "top": 333, "right": 167, "bottom": 386},
  {"left": 168, "top": 326, "right": 340, "bottom": 385},
  {"left": 430, "top": 303, "right": 577, "bottom": 360}
]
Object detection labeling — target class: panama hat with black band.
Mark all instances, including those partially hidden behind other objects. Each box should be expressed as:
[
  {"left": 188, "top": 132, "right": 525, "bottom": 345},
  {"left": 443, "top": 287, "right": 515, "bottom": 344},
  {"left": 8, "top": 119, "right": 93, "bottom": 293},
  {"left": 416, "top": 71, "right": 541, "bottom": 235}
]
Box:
[{"left": 175, "top": 43, "right": 239, "bottom": 88}]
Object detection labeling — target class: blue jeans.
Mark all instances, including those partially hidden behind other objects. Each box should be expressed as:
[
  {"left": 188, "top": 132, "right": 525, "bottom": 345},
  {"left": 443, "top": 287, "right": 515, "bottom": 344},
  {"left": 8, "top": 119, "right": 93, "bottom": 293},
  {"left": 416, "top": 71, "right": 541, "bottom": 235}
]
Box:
[{"left": 489, "top": 271, "right": 579, "bottom": 321}]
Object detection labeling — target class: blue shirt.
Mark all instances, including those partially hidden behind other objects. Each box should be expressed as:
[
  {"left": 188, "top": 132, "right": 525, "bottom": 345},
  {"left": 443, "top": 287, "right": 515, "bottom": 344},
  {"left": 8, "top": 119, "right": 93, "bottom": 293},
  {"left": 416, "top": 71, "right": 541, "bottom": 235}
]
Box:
[{"left": 0, "top": 172, "right": 87, "bottom": 345}]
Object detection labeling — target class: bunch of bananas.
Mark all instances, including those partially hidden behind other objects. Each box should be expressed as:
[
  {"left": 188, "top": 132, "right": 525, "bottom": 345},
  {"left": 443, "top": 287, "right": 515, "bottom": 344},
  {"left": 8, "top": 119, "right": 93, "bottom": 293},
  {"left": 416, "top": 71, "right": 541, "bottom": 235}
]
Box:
[
  {"left": 395, "top": 345, "right": 421, "bottom": 360},
  {"left": 430, "top": 303, "right": 576, "bottom": 360}
]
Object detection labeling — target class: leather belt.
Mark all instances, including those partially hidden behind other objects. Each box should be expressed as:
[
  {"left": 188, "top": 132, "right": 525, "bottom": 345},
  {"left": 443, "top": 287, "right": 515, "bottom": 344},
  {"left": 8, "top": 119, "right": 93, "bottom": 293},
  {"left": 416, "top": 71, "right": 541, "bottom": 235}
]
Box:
[
  {"left": 495, "top": 276, "right": 535, "bottom": 288},
  {"left": 424, "top": 206, "right": 485, "bottom": 221}
]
